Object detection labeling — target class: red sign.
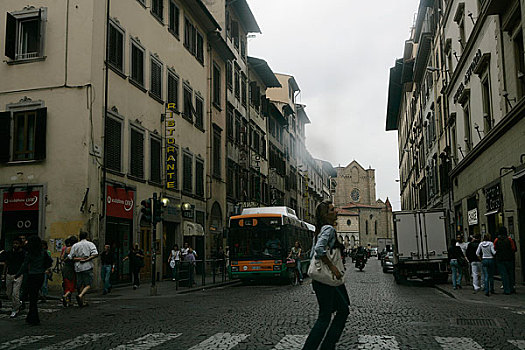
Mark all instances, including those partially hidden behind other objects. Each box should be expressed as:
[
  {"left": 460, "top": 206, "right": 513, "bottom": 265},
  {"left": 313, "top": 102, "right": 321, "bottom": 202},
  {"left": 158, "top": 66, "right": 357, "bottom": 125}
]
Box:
[
  {"left": 106, "top": 185, "right": 134, "bottom": 219},
  {"left": 3, "top": 191, "right": 40, "bottom": 211}
]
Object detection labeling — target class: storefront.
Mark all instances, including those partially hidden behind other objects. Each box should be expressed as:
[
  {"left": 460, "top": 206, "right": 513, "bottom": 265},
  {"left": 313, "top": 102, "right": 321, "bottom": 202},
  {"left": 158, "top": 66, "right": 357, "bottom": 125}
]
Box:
[
  {"left": 105, "top": 184, "right": 134, "bottom": 283},
  {"left": 162, "top": 198, "right": 181, "bottom": 277},
  {"left": 1, "top": 188, "right": 42, "bottom": 251},
  {"left": 512, "top": 167, "right": 525, "bottom": 282},
  {"left": 484, "top": 182, "right": 503, "bottom": 238}
]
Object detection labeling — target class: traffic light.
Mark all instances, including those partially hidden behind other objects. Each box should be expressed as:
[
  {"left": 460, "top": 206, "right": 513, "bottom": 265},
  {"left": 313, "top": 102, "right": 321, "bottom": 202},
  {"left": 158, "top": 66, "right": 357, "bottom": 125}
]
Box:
[
  {"left": 153, "top": 194, "right": 163, "bottom": 224},
  {"left": 141, "top": 198, "right": 152, "bottom": 224}
]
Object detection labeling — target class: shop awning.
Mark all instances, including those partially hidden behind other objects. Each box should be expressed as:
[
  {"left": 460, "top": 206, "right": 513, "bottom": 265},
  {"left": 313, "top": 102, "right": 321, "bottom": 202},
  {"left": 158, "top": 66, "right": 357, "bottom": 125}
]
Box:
[{"left": 183, "top": 221, "right": 204, "bottom": 236}]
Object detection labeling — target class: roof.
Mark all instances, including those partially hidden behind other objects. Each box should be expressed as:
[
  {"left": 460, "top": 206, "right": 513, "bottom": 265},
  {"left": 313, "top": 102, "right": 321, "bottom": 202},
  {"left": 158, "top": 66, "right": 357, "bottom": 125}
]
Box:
[
  {"left": 269, "top": 103, "right": 288, "bottom": 125},
  {"left": 229, "top": 0, "right": 261, "bottom": 34},
  {"left": 385, "top": 58, "right": 403, "bottom": 131},
  {"left": 336, "top": 208, "right": 359, "bottom": 216},
  {"left": 182, "top": 0, "right": 221, "bottom": 32},
  {"left": 288, "top": 76, "right": 300, "bottom": 92},
  {"left": 296, "top": 104, "right": 311, "bottom": 124},
  {"left": 342, "top": 203, "right": 384, "bottom": 210},
  {"left": 247, "top": 56, "right": 281, "bottom": 88},
  {"left": 209, "top": 31, "right": 235, "bottom": 61}
]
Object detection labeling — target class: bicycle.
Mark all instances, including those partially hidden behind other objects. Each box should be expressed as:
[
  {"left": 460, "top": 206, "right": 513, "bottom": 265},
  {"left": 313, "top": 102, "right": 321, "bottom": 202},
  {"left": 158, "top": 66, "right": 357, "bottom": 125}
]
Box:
[{"left": 286, "top": 258, "right": 301, "bottom": 286}]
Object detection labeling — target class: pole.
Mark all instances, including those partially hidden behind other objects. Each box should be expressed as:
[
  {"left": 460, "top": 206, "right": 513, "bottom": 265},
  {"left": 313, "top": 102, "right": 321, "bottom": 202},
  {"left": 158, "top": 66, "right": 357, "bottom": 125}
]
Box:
[{"left": 150, "top": 192, "right": 158, "bottom": 296}]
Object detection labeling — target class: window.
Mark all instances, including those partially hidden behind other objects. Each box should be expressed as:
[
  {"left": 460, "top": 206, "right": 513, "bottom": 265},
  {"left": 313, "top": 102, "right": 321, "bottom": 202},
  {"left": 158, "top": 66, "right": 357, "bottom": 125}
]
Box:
[
  {"left": 196, "top": 31, "right": 204, "bottom": 64},
  {"left": 514, "top": 30, "right": 525, "bottom": 99},
  {"left": 184, "top": 17, "right": 195, "bottom": 54},
  {"left": 168, "top": 1, "right": 180, "bottom": 36},
  {"left": 131, "top": 41, "right": 145, "bottom": 87},
  {"left": 0, "top": 109, "right": 46, "bottom": 162},
  {"left": 374, "top": 221, "right": 377, "bottom": 235},
  {"left": 130, "top": 127, "right": 144, "bottom": 179},
  {"left": 5, "top": 8, "right": 46, "bottom": 61},
  {"left": 260, "top": 136, "right": 266, "bottom": 158},
  {"left": 234, "top": 65, "right": 240, "bottom": 99},
  {"left": 241, "top": 73, "right": 247, "bottom": 106},
  {"left": 213, "top": 63, "right": 221, "bottom": 107},
  {"left": 150, "top": 56, "right": 163, "bottom": 100},
  {"left": 240, "top": 38, "right": 246, "bottom": 59},
  {"left": 195, "top": 96, "right": 204, "bottom": 129},
  {"left": 183, "top": 86, "right": 193, "bottom": 122},
  {"left": 183, "top": 153, "right": 193, "bottom": 193},
  {"left": 167, "top": 71, "right": 179, "bottom": 108},
  {"left": 150, "top": 137, "right": 161, "bottom": 183},
  {"left": 151, "top": 0, "right": 164, "bottom": 22},
  {"left": 213, "top": 127, "right": 221, "bottom": 178},
  {"left": 231, "top": 20, "right": 239, "bottom": 49},
  {"left": 226, "top": 61, "right": 233, "bottom": 91},
  {"left": 235, "top": 114, "right": 241, "bottom": 143},
  {"left": 481, "top": 74, "right": 492, "bottom": 134},
  {"left": 104, "top": 116, "right": 122, "bottom": 172},
  {"left": 227, "top": 160, "right": 234, "bottom": 198},
  {"left": 365, "top": 220, "right": 369, "bottom": 235},
  {"left": 226, "top": 104, "right": 234, "bottom": 140},
  {"left": 463, "top": 102, "right": 472, "bottom": 152},
  {"left": 108, "top": 22, "right": 124, "bottom": 71},
  {"left": 195, "top": 159, "right": 204, "bottom": 197}
]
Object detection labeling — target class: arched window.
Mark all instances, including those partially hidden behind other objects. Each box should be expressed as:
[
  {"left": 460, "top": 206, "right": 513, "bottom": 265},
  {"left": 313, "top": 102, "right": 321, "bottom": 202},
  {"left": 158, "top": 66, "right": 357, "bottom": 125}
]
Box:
[{"left": 365, "top": 220, "right": 369, "bottom": 235}]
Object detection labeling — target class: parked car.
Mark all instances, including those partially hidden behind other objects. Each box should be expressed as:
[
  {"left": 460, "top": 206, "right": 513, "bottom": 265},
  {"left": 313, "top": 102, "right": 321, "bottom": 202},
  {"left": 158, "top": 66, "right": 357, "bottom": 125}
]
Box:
[
  {"left": 383, "top": 252, "right": 394, "bottom": 273},
  {"left": 369, "top": 247, "right": 378, "bottom": 257}
]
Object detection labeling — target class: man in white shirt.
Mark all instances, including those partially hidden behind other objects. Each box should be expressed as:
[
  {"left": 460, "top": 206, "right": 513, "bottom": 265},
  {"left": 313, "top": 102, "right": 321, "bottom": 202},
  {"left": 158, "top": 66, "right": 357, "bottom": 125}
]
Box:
[{"left": 68, "top": 231, "right": 98, "bottom": 306}]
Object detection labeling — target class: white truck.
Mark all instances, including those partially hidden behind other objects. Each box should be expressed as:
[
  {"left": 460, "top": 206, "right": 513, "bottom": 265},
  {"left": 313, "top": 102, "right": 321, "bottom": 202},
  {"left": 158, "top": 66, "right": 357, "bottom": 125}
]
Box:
[
  {"left": 392, "top": 209, "right": 449, "bottom": 283},
  {"left": 377, "top": 237, "right": 393, "bottom": 257}
]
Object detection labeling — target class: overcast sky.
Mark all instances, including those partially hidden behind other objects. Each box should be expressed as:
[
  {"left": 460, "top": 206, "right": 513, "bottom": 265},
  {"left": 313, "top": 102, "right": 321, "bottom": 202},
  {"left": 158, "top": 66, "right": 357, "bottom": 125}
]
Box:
[{"left": 246, "top": 0, "right": 420, "bottom": 210}]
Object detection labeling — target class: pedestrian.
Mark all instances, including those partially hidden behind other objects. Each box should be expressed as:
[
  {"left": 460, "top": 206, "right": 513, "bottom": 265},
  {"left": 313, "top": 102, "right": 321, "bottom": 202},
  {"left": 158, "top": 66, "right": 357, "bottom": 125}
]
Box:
[
  {"left": 181, "top": 242, "right": 190, "bottom": 260},
  {"left": 168, "top": 244, "right": 180, "bottom": 281},
  {"left": 60, "top": 236, "right": 77, "bottom": 307},
  {"left": 303, "top": 200, "right": 349, "bottom": 350},
  {"left": 476, "top": 234, "right": 496, "bottom": 296},
  {"left": 0, "top": 238, "right": 26, "bottom": 318},
  {"left": 494, "top": 226, "right": 517, "bottom": 295},
  {"left": 15, "top": 235, "right": 53, "bottom": 325},
  {"left": 184, "top": 247, "right": 196, "bottom": 286},
  {"left": 216, "top": 246, "right": 225, "bottom": 274},
  {"left": 456, "top": 234, "right": 470, "bottom": 285},
  {"left": 68, "top": 231, "right": 98, "bottom": 306},
  {"left": 123, "top": 243, "right": 144, "bottom": 290},
  {"left": 448, "top": 238, "right": 467, "bottom": 290},
  {"left": 466, "top": 233, "right": 482, "bottom": 293},
  {"left": 100, "top": 244, "right": 115, "bottom": 295},
  {"left": 287, "top": 241, "right": 303, "bottom": 283},
  {"left": 18, "top": 234, "right": 29, "bottom": 310},
  {"left": 39, "top": 240, "right": 52, "bottom": 303}
]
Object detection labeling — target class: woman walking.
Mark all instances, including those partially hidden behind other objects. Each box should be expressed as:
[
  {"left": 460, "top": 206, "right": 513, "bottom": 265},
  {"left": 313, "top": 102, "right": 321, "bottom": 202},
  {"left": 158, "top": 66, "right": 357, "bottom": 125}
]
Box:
[
  {"left": 303, "top": 200, "right": 349, "bottom": 350},
  {"left": 287, "top": 241, "right": 303, "bottom": 283},
  {"left": 168, "top": 244, "right": 180, "bottom": 281},
  {"left": 60, "top": 237, "right": 77, "bottom": 306},
  {"left": 123, "top": 243, "right": 144, "bottom": 289},
  {"left": 476, "top": 234, "right": 496, "bottom": 296},
  {"left": 448, "top": 239, "right": 467, "bottom": 290},
  {"left": 15, "top": 235, "right": 53, "bottom": 325}
]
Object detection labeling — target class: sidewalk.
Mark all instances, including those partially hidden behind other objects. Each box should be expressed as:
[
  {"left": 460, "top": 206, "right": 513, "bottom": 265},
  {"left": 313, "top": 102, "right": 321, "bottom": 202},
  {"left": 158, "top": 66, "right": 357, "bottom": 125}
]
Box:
[{"left": 434, "top": 278, "right": 525, "bottom": 308}]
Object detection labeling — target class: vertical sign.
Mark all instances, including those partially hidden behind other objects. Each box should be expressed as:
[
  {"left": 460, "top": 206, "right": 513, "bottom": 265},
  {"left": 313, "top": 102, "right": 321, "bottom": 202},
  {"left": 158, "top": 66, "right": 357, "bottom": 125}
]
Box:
[{"left": 165, "top": 104, "right": 177, "bottom": 189}]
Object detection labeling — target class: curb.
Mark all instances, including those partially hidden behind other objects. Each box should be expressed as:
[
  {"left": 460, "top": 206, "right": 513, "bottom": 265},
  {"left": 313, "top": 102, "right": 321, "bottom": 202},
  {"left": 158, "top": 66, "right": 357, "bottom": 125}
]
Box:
[
  {"left": 175, "top": 280, "right": 241, "bottom": 294},
  {"left": 434, "top": 285, "right": 457, "bottom": 299}
]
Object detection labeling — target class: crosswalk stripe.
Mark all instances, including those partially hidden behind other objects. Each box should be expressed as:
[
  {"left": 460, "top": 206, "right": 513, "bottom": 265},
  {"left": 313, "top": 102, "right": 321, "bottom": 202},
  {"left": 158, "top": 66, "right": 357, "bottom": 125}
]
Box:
[
  {"left": 509, "top": 340, "right": 525, "bottom": 349},
  {"left": 39, "top": 333, "right": 114, "bottom": 350},
  {"left": 272, "top": 335, "right": 307, "bottom": 350},
  {"left": 188, "top": 333, "right": 249, "bottom": 350},
  {"left": 109, "top": 333, "right": 181, "bottom": 350},
  {"left": 358, "top": 335, "right": 399, "bottom": 349},
  {"left": 435, "top": 337, "right": 484, "bottom": 350},
  {"left": 0, "top": 335, "right": 55, "bottom": 350}
]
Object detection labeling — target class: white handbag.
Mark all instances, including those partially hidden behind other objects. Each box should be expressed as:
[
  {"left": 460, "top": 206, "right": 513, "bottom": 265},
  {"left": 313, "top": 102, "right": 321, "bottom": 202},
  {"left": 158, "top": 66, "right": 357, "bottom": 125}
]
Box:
[{"left": 308, "top": 245, "right": 345, "bottom": 286}]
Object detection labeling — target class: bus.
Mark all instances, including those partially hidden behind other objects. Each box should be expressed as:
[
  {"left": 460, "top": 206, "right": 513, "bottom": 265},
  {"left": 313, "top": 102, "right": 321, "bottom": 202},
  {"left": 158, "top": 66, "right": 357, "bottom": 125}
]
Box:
[{"left": 228, "top": 206, "right": 316, "bottom": 282}]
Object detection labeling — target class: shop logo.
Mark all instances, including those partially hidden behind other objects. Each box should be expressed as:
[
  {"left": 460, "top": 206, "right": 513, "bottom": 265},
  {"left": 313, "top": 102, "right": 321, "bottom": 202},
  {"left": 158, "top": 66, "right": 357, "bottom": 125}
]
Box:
[
  {"left": 124, "top": 199, "right": 134, "bottom": 212},
  {"left": 4, "top": 195, "right": 38, "bottom": 207},
  {"left": 25, "top": 196, "right": 38, "bottom": 207}
]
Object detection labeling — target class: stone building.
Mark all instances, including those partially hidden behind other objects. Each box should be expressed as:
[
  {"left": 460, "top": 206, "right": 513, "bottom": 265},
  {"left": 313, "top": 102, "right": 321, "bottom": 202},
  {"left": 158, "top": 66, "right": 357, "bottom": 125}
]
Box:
[
  {"left": 387, "top": 0, "right": 525, "bottom": 283},
  {"left": 333, "top": 161, "right": 393, "bottom": 248}
]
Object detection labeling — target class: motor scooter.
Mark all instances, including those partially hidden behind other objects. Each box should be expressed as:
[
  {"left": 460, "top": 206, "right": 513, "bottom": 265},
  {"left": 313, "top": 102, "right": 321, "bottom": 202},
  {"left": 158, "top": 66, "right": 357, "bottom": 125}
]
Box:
[{"left": 355, "top": 255, "right": 367, "bottom": 271}]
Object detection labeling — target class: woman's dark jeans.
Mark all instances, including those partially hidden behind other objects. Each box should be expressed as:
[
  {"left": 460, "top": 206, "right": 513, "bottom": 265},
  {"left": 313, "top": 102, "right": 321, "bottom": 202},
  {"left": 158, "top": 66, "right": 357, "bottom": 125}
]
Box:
[
  {"left": 132, "top": 267, "right": 141, "bottom": 286},
  {"left": 302, "top": 281, "right": 350, "bottom": 350},
  {"left": 27, "top": 273, "right": 45, "bottom": 324}
]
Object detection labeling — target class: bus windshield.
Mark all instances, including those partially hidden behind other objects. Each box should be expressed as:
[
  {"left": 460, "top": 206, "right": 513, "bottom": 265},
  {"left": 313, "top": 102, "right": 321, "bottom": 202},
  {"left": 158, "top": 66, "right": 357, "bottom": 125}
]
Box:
[{"left": 229, "top": 226, "right": 286, "bottom": 260}]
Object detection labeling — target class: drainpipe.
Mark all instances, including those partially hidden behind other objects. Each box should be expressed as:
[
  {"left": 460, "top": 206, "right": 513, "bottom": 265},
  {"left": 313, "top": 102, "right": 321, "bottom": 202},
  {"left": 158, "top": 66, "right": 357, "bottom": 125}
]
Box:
[{"left": 101, "top": 0, "right": 110, "bottom": 224}]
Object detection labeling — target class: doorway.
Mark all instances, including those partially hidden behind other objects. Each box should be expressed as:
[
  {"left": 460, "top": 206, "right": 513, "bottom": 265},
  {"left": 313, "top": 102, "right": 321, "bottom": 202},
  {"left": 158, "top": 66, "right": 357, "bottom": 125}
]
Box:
[{"left": 105, "top": 220, "right": 132, "bottom": 283}]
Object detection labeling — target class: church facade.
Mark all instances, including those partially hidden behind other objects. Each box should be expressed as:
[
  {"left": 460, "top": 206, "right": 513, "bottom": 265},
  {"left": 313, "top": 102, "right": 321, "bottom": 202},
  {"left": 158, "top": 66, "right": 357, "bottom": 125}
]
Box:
[{"left": 333, "top": 161, "right": 393, "bottom": 248}]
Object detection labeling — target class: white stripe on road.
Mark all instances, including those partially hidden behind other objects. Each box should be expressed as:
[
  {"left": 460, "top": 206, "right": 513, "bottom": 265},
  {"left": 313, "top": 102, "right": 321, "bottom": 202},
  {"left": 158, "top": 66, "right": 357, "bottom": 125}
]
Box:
[
  {"left": 0, "top": 335, "right": 55, "bottom": 350},
  {"left": 435, "top": 337, "right": 484, "bottom": 349},
  {"left": 188, "top": 333, "right": 249, "bottom": 350},
  {"left": 109, "top": 333, "right": 181, "bottom": 350},
  {"left": 358, "top": 335, "right": 399, "bottom": 349},
  {"left": 509, "top": 340, "right": 525, "bottom": 349},
  {"left": 272, "top": 335, "right": 307, "bottom": 350},
  {"left": 40, "top": 333, "right": 114, "bottom": 350}
]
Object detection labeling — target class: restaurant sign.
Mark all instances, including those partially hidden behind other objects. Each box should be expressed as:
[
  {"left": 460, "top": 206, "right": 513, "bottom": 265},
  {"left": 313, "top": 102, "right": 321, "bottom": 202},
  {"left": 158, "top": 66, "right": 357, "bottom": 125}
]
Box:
[{"left": 166, "top": 104, "right": 177, "bottom": 190}]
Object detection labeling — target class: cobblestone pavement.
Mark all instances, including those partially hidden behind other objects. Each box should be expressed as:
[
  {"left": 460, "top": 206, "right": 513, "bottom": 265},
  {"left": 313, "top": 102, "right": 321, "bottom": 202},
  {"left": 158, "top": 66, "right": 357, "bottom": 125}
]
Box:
[{"left": 0, "top": 260, "right": 524, "bottom": 349}]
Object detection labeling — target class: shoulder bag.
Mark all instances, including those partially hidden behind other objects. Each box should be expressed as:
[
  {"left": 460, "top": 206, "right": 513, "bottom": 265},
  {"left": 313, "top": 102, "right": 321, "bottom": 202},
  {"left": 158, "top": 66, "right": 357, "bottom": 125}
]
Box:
[{"left": 307, "top": 227, "right": 345, "bottom": 286}]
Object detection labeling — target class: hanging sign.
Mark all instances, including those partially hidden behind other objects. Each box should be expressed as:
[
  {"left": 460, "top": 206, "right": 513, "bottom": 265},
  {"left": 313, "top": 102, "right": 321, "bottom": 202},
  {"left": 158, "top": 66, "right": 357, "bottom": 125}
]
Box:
[
  {"left": 3, "top": 191, "right": 40, "bottom": 211},
  {"left": 467, "top": 208, "right": 478, "bottom": 226},
  {"left": 165, "top": 105, "right": 177, "bottom": 190}
]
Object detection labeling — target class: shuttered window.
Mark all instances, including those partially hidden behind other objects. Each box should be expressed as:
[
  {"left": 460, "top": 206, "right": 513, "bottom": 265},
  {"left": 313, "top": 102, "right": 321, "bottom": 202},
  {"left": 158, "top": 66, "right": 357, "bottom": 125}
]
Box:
[
  {"left": 5, "top": 9, "right": 45, "bottom": 61},
  {"left": 169, "top": 1, "right": 180, "bottom": 36},
  {"left": 196, "top": 31, "right": 204, "bottom": 64},
  {"left": 213, "top": 128, "right": 221, "bottom": 178},
  {"left": 167, "top": 71, "right": 179, "bottom": 108},
  {"left": 129, "top": 128, "right": 144, "bottom": 178},
  {"left": 131, "top": 43, "right": 144, "bottom": 86},
  {"left": 4, "top": 108, "right": 47, "bottom": 162},
  {"left": 213, "top": 64, "right": 221, "bottom": 107},
  {"left": 226, "top": 160, "right": 234, "bottom": 198},
  {"left": 241, "top": 73, "right": 247, "bottom": 106},
  {"left": 150, "top": 57, "right": 162, "bottom": 100},
  {"left": 108, "top": 22, "right": 124, "bottom": 71},
  {"left": 195, "top": 159, "right": 204, "bottom": 197},
  {"left": 0, "top": 112, "right": 11, "bottom": 162},
  {"left": 183, "top": 87, "right": 193, "bottom": 123},
  {"left": 150, "top": 137, "right": 161, "bottom": 183},
  {"left": 104, "top": 116, "right": 122, "bottom": 172},
  {"left": 183, "top": 153, "right": 192, "bottom": 193},
  {"left": 226, "top": 61, "right": 233, "bottom": 91},
  {"left": 151, "top": 0, "right": 164, "bottom": 22},
  {"left": 195, "top": 96, "right": 204, "bottom": 129},
  {"left": 226, "top": 105, "right": 233, "bottom": 140}
]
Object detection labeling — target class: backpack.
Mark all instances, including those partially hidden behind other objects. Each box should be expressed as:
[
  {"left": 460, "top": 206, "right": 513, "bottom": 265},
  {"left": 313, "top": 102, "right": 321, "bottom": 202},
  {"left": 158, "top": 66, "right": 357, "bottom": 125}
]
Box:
[{"left": 495, "top": 237, "right": 513, "bottom": 261}]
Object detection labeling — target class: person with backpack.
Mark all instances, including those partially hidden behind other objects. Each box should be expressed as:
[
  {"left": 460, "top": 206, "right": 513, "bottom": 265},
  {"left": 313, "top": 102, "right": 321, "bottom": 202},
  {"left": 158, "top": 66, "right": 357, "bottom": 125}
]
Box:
[
  {"left": 15, "top": 235, "right": 53, "bottom": 325},
  {"left": 494, "top": 226, "right": 517, "bottom": 295},
  {"left": 466, "top": 233, "right": 482, "bottom": 292}
]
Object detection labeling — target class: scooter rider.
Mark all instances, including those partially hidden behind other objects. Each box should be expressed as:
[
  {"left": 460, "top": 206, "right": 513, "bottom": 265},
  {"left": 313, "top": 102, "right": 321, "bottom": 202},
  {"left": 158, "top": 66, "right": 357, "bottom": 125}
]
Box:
[{"left": 355, "top": 246, "right": 368, "bottom": 269}]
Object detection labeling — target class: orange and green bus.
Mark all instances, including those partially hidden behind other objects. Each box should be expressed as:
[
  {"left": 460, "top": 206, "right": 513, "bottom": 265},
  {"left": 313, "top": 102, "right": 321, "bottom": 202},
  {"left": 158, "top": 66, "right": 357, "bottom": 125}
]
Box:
[{"left": 228, "top": 207, "right": 315, "bottom": 282}]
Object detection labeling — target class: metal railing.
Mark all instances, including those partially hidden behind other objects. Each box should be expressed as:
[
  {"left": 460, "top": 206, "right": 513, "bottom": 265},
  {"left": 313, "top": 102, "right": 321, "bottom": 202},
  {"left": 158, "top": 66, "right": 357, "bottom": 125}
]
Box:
[{"left": 171, "top": 259, "right": 230, "bottom": 290}]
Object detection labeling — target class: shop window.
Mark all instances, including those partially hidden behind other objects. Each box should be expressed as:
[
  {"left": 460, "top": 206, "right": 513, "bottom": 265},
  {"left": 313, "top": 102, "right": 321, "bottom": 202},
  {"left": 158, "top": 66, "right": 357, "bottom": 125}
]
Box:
[
  {"left": 150, "top": 137, "right": 161, "bottom": 184},
  {"left": 129, "top": 127, "right": 144, "bottom": 179},
  {"left": 4, "top": 8, "right": 46, "bottom": 62},
  {"left": 104, "top": 115, "right": 122, "bottom": 172}
]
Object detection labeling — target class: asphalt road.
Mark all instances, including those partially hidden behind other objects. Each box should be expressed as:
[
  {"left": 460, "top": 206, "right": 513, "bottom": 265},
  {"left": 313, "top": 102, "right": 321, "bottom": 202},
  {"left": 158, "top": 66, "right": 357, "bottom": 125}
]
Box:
[{"left": 1, "top": 259, "right": 524, "bottom": 349}]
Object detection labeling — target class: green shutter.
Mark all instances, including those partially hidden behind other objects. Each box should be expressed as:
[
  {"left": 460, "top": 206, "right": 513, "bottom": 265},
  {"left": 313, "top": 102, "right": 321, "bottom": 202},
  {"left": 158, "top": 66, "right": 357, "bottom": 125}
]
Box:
[{"left": 34, "top": 108, "right": 47, "bottom": 160}]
